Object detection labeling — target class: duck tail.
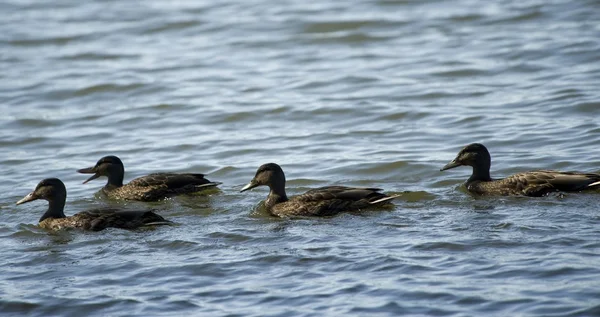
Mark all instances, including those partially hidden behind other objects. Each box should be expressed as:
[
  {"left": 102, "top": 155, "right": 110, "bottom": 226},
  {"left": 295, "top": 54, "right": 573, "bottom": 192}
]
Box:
[
  {"left": 143, "top": 220, "right": 176, "bottom": 227},
  {"left": 588, "top": 181, "right": 600, "bottom": 188},
  {"left": 369, "top": 194, "right": 401, "bottom": 206},
  {"left": 196, "top": 182, "right": 222, "bottom": 189}
]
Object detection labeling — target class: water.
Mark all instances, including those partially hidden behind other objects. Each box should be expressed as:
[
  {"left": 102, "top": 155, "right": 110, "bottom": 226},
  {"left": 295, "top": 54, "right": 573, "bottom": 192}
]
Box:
[{"left": 1, "top": 0, "right": 600, "bottom": 316}]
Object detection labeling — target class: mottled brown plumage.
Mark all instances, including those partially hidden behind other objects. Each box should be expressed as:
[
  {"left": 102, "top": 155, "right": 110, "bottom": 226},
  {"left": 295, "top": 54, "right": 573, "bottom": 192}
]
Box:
[
  {"left": 240, "top": 163, "right": 398, "bottom": 217},
  {"left": 441, "top": 143, "right": 600, "bottom": 196},
  {"left": 16, "top": 178, "right": 171, "bottom": 231},
  {"left": 78, "top": 156, "right": 220, "bottom": 201}
]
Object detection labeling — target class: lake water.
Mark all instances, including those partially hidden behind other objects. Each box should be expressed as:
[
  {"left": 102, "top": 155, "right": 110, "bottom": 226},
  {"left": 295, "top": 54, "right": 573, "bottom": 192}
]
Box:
[{"left": 1, "top": 0, "right": 599, "bottom": 316}]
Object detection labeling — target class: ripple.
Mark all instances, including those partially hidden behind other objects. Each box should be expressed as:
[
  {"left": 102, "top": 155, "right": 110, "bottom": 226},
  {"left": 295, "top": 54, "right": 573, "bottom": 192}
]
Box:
[
  {"left": 302, "top": 20, "right": 384, "bottom": 34},
  {"left": 11, "top": 119, "right": 57, "bottom": 128},
  {"left": 142, "top": 20, "right": 204, "bottom": 35},
  {"left": 430, "top": 68, "right": 491, "bottom": 77},
  {"left": 0, "top": 301, "right": 41, "bottom": 315},
  {"left": 73, "top": 83, "right": 146, "bottom": 97},
  {"left": 6, "top": 35, "right": 88, "bottom": 46},
  {"left": 57, "top": 52, "right": 140, "bottom": 61},
  {"left": 301, "top": 32, "right": 394, "bottom": 44},
  {"left": 573, "top": 101, "right": 600, "bottom": 113}
]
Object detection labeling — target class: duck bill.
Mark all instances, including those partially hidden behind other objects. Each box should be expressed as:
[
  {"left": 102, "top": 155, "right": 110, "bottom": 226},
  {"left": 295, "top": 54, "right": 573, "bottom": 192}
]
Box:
[
  {"left": 240, "top": 180, "right": 259, "bottom": 192},
  {"left": 16, "top": 191, "right": 38, "bottom": 205},
  {"left": 77, "top": 167, "right": 100, "bottom": 184},
  {"left": 440, "top": 159, "right": 462, "bottom": 171}
]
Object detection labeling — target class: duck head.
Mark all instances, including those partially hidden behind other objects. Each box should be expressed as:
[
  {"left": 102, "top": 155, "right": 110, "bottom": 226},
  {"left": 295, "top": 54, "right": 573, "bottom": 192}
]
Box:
[
  {"left": 16, "top": 178, "right": 66, "bottom": 205},
  {"left": 441, "top": 143, "right": 491, "bottom": 171},
  {"left": 78, "top": 155, "right": 125, "bottom": 185},
  {"left": 240, "top": 163, "right": 286, "bottom": 192}
]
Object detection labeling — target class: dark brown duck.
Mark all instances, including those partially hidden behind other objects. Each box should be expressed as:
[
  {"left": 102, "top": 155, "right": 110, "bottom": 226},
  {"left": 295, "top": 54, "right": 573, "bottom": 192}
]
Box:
[
  {"left": 441, "top": 143, "right": 600, "bottom": 196},
  {"left": 78, "top": 156, "right": 220, "bottom": 201},
  {"left": 16, "top": 178, "right": 171, "bottom": 231},
  {"left": 240, "top": 163, "right": 398, "bottom": 217}
]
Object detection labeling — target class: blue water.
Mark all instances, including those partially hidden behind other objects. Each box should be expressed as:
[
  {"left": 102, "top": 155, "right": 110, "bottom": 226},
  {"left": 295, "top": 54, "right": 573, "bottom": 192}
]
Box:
[{"left": 1, "top": 0, "right": 599, "bottom": 316}]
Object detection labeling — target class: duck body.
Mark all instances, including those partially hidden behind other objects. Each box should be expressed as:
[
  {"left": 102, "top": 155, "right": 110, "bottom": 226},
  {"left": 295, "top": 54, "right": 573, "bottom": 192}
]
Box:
[
  {"left": 38, "top": 208, "right": 169, "bottom": 231},
  {"left": 268, "top": 186, "right": 395, "bottom": 217},
  {"left": 442, "top": 143, "right": 600, "bottom": 197},
  {"left": 100, "top": 172, "right": 217, "bottom": 201},
  {"left": 16, "top": 178, "right": 171, "bottom": 231},
  {"left": 78, "top": 156, "right": 220, "bottom": 201},
  {"left": 466, "top": 170, "right": 600, "bottom": 197},
  {"left": 241, "top": 163, "right": 397, "bottom": 217}
]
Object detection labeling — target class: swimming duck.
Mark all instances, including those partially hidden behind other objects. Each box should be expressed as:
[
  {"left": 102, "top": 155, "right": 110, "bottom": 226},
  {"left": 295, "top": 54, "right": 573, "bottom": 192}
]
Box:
[
  {"left": 441, "top": 143, "right": 600, "bottom": 196},
  {"left": 240, "top": 163, "right": 398, "bottom": 217},
  {"left": 16, "top": 178, "right": 171, "bottom": 231},
  {"left": 78, "top": 155, "right": 220, "bottom": 201}
]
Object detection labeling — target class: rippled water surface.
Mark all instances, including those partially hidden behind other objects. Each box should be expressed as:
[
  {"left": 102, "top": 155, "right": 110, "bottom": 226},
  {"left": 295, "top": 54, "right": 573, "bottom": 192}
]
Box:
[{"left": 1, "top": 0, "right": 600, "bottom": 316}]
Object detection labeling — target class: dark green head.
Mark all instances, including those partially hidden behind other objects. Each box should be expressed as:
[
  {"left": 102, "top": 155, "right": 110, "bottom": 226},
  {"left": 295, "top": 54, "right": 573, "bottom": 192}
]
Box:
[
  {"left": 16, "top": 178, "right": 67, "bottom": 206},
  {"left": 240, "top": 163, "right": 286, "bottom": 192},
  {"left": 441, "top": 143, "right": 491, "bottom": 171},
  {"left": 78, "top": 155, "right": 125, "bottom": 186}
]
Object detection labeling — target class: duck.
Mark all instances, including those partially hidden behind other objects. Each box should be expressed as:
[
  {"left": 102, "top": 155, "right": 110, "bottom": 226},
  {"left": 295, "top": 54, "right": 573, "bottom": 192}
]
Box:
[
  {"left": 240, "top": 163, "right": 399, "bottom": 217},
  {"left": 16, "top": 178, "right": 172, "bottom": 231},
  {"left": 440, "top": 143, "right": 600, "bottom": 196},
  {"left": 77, "top": 155, "right": 220, "bottom": 201}
]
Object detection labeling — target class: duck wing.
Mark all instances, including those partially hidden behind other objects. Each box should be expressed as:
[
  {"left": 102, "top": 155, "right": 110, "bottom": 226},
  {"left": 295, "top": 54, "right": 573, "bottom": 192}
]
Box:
[
  {"left": 73, "top": 208, "right": 171, "bottom": 231},
  {"left": 491, "top": 170, "right": 600, "bottom": 196},
  {"left": 116, "top": 173, "right": 220, "bottom": 201},
  {"left": 280, "top": 186, "right": 396, "bottom": 216},
  {"left": 300, "top": 186, "right": 387, "bottom": 201},
  {"left": 535, "top": 170, "right": 600, "bottom": 190},
  {"left": 128, "top": 173, "right": 216, "bottom": 188}
]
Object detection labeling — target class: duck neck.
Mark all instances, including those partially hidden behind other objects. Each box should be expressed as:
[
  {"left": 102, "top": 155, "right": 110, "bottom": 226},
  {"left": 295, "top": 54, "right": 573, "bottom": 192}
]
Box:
[
  {"left": 266, "top": 184, "right": 288, "bottom": 210},
  {"left": 106, "top": 170, "right": 124, "bottom": 188},
  {"left": 468, "top": 163, "right": 492, "bottom": 183},
  {"left": 39, "top": 195, "right": 67, "bottom": 222}
]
